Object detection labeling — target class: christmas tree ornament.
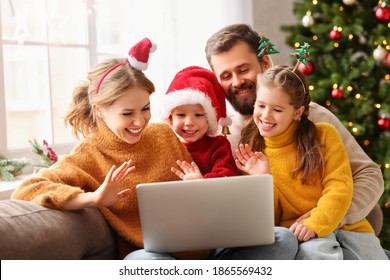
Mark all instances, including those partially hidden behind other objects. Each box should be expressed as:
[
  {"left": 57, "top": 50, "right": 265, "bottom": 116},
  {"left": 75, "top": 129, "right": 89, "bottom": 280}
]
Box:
[
  {"left": 377, "top": 116, "right": 390, "bottom": 130},
  {"left": 358, "top": 35, "right": 367, "bottom": 44},
  {"left": 331, "top": 87, "right": 344, "bottom": 99},
  {"left": 375, "top": 2, "right": 390, "bottom": 22},
  {"left": 373, "top": 45, "right": 388, "bottom": 62},
  {"left": 386, "top": 53, "right": 390, "bottom": 67},
  {"left": 329, "top": 26, "right": 342, "bottom": 40},
  {"left": 297, "top": 60, "right": 315, "bottom": 75},
  {"left": 257, "top": 34, "right": 279, "bottom": 66},
  {"left": 302, "top": 11, "right": 314, "bottom": 27},
  {"left": 342, "top": 0, "right": 357, "bottom": 5}
]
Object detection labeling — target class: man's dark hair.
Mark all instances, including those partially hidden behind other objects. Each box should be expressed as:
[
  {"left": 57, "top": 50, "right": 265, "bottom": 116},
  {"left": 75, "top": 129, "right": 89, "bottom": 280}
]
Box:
[{"left": 205, "top": 24, "right": 261, "bottom": 66}]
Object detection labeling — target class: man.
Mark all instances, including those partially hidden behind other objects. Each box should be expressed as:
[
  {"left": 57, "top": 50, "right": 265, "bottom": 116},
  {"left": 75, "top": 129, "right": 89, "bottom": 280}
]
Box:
[{"left": 205, "top": 23, "right": 386, "bottom": 258}]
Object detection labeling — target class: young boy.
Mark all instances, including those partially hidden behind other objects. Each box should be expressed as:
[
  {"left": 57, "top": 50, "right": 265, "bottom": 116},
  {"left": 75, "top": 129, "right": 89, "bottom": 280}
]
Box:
[{"left": 159, "top": 66, "right": 238, "bottom": 179}]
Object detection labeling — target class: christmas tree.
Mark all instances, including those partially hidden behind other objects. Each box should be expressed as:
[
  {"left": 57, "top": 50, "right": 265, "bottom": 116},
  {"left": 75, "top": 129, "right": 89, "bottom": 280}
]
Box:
[{"left": 282, "top": 0, "right": 390, "bottom": 248}]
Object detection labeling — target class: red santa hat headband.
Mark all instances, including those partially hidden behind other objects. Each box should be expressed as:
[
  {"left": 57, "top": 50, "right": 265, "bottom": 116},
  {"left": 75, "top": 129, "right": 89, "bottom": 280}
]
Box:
[
  {"left": 160, "top": 66, "right": 232, "bottom": 136},
  {"left": 95, "top": 38, "right": 157, "bottom": 94}
]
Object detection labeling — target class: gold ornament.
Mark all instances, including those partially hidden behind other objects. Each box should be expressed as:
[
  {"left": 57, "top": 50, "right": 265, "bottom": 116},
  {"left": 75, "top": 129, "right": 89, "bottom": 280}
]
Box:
[{"left": 221, "top": 125, "right": 231, "bottom": 137}]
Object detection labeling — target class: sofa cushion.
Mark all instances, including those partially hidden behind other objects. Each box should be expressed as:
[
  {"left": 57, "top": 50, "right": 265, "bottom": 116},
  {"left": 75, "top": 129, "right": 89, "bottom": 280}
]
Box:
[{"left": 0, "top": 199, "right": 117, "bottom": 259}]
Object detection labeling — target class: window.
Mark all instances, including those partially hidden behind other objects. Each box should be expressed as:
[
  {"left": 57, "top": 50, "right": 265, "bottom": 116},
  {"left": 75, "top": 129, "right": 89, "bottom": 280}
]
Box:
[{"left": 0, "top": 0, "right": 253, "bottom": 165}]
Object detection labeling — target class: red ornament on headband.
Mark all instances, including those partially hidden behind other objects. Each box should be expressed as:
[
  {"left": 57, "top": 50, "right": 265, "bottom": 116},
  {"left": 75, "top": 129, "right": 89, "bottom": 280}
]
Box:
[{"left": 95, "top": 37, "right": 157, "bottom": 94}]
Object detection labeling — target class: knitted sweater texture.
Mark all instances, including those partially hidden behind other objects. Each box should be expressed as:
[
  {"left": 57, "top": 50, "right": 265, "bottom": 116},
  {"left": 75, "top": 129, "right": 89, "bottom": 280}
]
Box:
[
  {"left": 183, "top": 135, "right": 238, "bottom": 178},
  {"left": 12, "top": 122, "right": 210, "bottom": 259},
  {"left": 265, "top": 121, "right": 373, "bottom": 237}
]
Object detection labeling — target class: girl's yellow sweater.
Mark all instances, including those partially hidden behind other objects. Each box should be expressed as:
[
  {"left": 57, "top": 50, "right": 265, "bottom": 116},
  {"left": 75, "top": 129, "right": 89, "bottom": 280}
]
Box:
[
  {"left": 12, "top": 122, "right": 209, "bottom": 259},
  {"left": 265, "top": 121, "right": 373, "bottom": 237}
]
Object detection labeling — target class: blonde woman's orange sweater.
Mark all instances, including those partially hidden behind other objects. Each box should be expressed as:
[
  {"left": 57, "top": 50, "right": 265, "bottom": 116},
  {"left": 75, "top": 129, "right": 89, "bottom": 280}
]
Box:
[{"left": 12, "top": 122, "right": 209, "bottom": 259}]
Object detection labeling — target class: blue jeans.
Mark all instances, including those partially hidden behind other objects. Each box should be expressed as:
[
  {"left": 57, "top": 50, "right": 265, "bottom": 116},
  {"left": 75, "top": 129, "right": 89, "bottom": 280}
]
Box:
[
  {"left": 296, "top": 229, "right": 389, "bottom": 260},
  {"left": 124, "top": 227, "right": 298, "bottom": 260}
]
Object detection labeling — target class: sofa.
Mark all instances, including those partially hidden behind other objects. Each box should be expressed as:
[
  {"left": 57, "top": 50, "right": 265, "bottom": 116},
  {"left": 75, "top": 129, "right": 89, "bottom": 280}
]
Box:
[
  {"left": 0, "top": 199, "right": 388, "bottom": 260},
  {"left": 0, "top": 199, "right": 117, "bottom": 259}
]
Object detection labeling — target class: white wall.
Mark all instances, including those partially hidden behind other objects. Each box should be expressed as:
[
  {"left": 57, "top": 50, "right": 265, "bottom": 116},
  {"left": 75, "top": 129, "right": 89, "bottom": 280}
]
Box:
[{"left": 253, "top": 0, "right": 296, "bottom": 65}]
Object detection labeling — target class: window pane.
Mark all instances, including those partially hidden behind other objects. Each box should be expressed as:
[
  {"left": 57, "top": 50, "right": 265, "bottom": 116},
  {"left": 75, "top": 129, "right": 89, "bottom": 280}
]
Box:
[
  {"left": 47, "top": 0, "right": 89, "bottom": 44},
  {"left": 95, "top": 0, "right": 165, "bottom": 54},
  {"left": 4, "top": 45, "right": 52, "bottom": 149},
  {"left": 49, "top": 47, "right": 89, "bottom": 144},
  {"left": 1, "top": 0, "right": 89, "bottom": 45},
  {"left": 1, "top": 0, "right": 47, "bottom": 43}
]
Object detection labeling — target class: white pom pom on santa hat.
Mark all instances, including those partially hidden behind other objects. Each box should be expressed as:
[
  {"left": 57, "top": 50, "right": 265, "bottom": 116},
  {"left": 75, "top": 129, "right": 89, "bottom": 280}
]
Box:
[
  {"left": 127, "top": 38, "right": 157, "bottom": 71},
  {"left": 160, "top": 66, "right": 232, "bottom": 136}
]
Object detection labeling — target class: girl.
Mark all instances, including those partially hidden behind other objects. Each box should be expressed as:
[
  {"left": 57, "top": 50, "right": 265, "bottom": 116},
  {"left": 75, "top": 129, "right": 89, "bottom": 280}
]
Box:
[{"left": 235, "top": 65, "right": 388, "bottom": 259}]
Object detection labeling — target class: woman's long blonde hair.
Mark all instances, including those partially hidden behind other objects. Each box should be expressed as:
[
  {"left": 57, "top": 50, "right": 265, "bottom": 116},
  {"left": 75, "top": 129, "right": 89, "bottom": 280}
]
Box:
[
  {"left": 240, "top": 66, "right": 324, "bottom": 185},
  {"left": 64, "top": 58, "right": 155, "bottom": 140}
]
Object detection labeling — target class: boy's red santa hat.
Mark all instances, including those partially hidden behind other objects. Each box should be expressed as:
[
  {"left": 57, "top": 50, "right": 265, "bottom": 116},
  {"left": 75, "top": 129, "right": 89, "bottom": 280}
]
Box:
[
  {"left": 127, "top": 37, "right": 157, "bottom": 71},
  {"left": 160, "top": 66, "right": 232, "bottom": 136}
]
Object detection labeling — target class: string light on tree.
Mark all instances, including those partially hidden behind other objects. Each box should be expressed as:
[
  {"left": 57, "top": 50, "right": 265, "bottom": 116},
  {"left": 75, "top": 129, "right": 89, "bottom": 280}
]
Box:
[{"left": 342, "top": 0, "right": 357, "bottom": 5}]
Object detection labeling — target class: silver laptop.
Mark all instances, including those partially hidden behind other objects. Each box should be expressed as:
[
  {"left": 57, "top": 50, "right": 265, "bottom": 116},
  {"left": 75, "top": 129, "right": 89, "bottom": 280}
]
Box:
[{"left": 136, "top": 174, "right": 275, "bottom": 253}]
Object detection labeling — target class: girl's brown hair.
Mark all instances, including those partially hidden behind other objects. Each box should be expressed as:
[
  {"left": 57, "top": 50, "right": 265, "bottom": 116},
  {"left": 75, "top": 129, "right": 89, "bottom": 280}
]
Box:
[
  {"left": 64, "top": 58, "right": 155, "bottom": 140},
  {"left": 240, "top": 66, "right": 324, "bottom": 185}
]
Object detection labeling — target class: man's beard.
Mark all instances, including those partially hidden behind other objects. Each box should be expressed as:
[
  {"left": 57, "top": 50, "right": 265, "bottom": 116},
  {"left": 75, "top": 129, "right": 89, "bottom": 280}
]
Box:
[{"left": 225, "top": 81, "right": 256, "bottom": 115}]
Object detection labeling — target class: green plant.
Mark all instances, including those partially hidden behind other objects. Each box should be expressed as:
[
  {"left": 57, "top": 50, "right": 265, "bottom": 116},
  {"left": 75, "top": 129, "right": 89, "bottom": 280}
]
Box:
[
  {"left": 0, "top": 155, "right": 31, "bottom": 181},
  {"left": 29, "top": 139, "right": 58, "bottom": 167}
]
